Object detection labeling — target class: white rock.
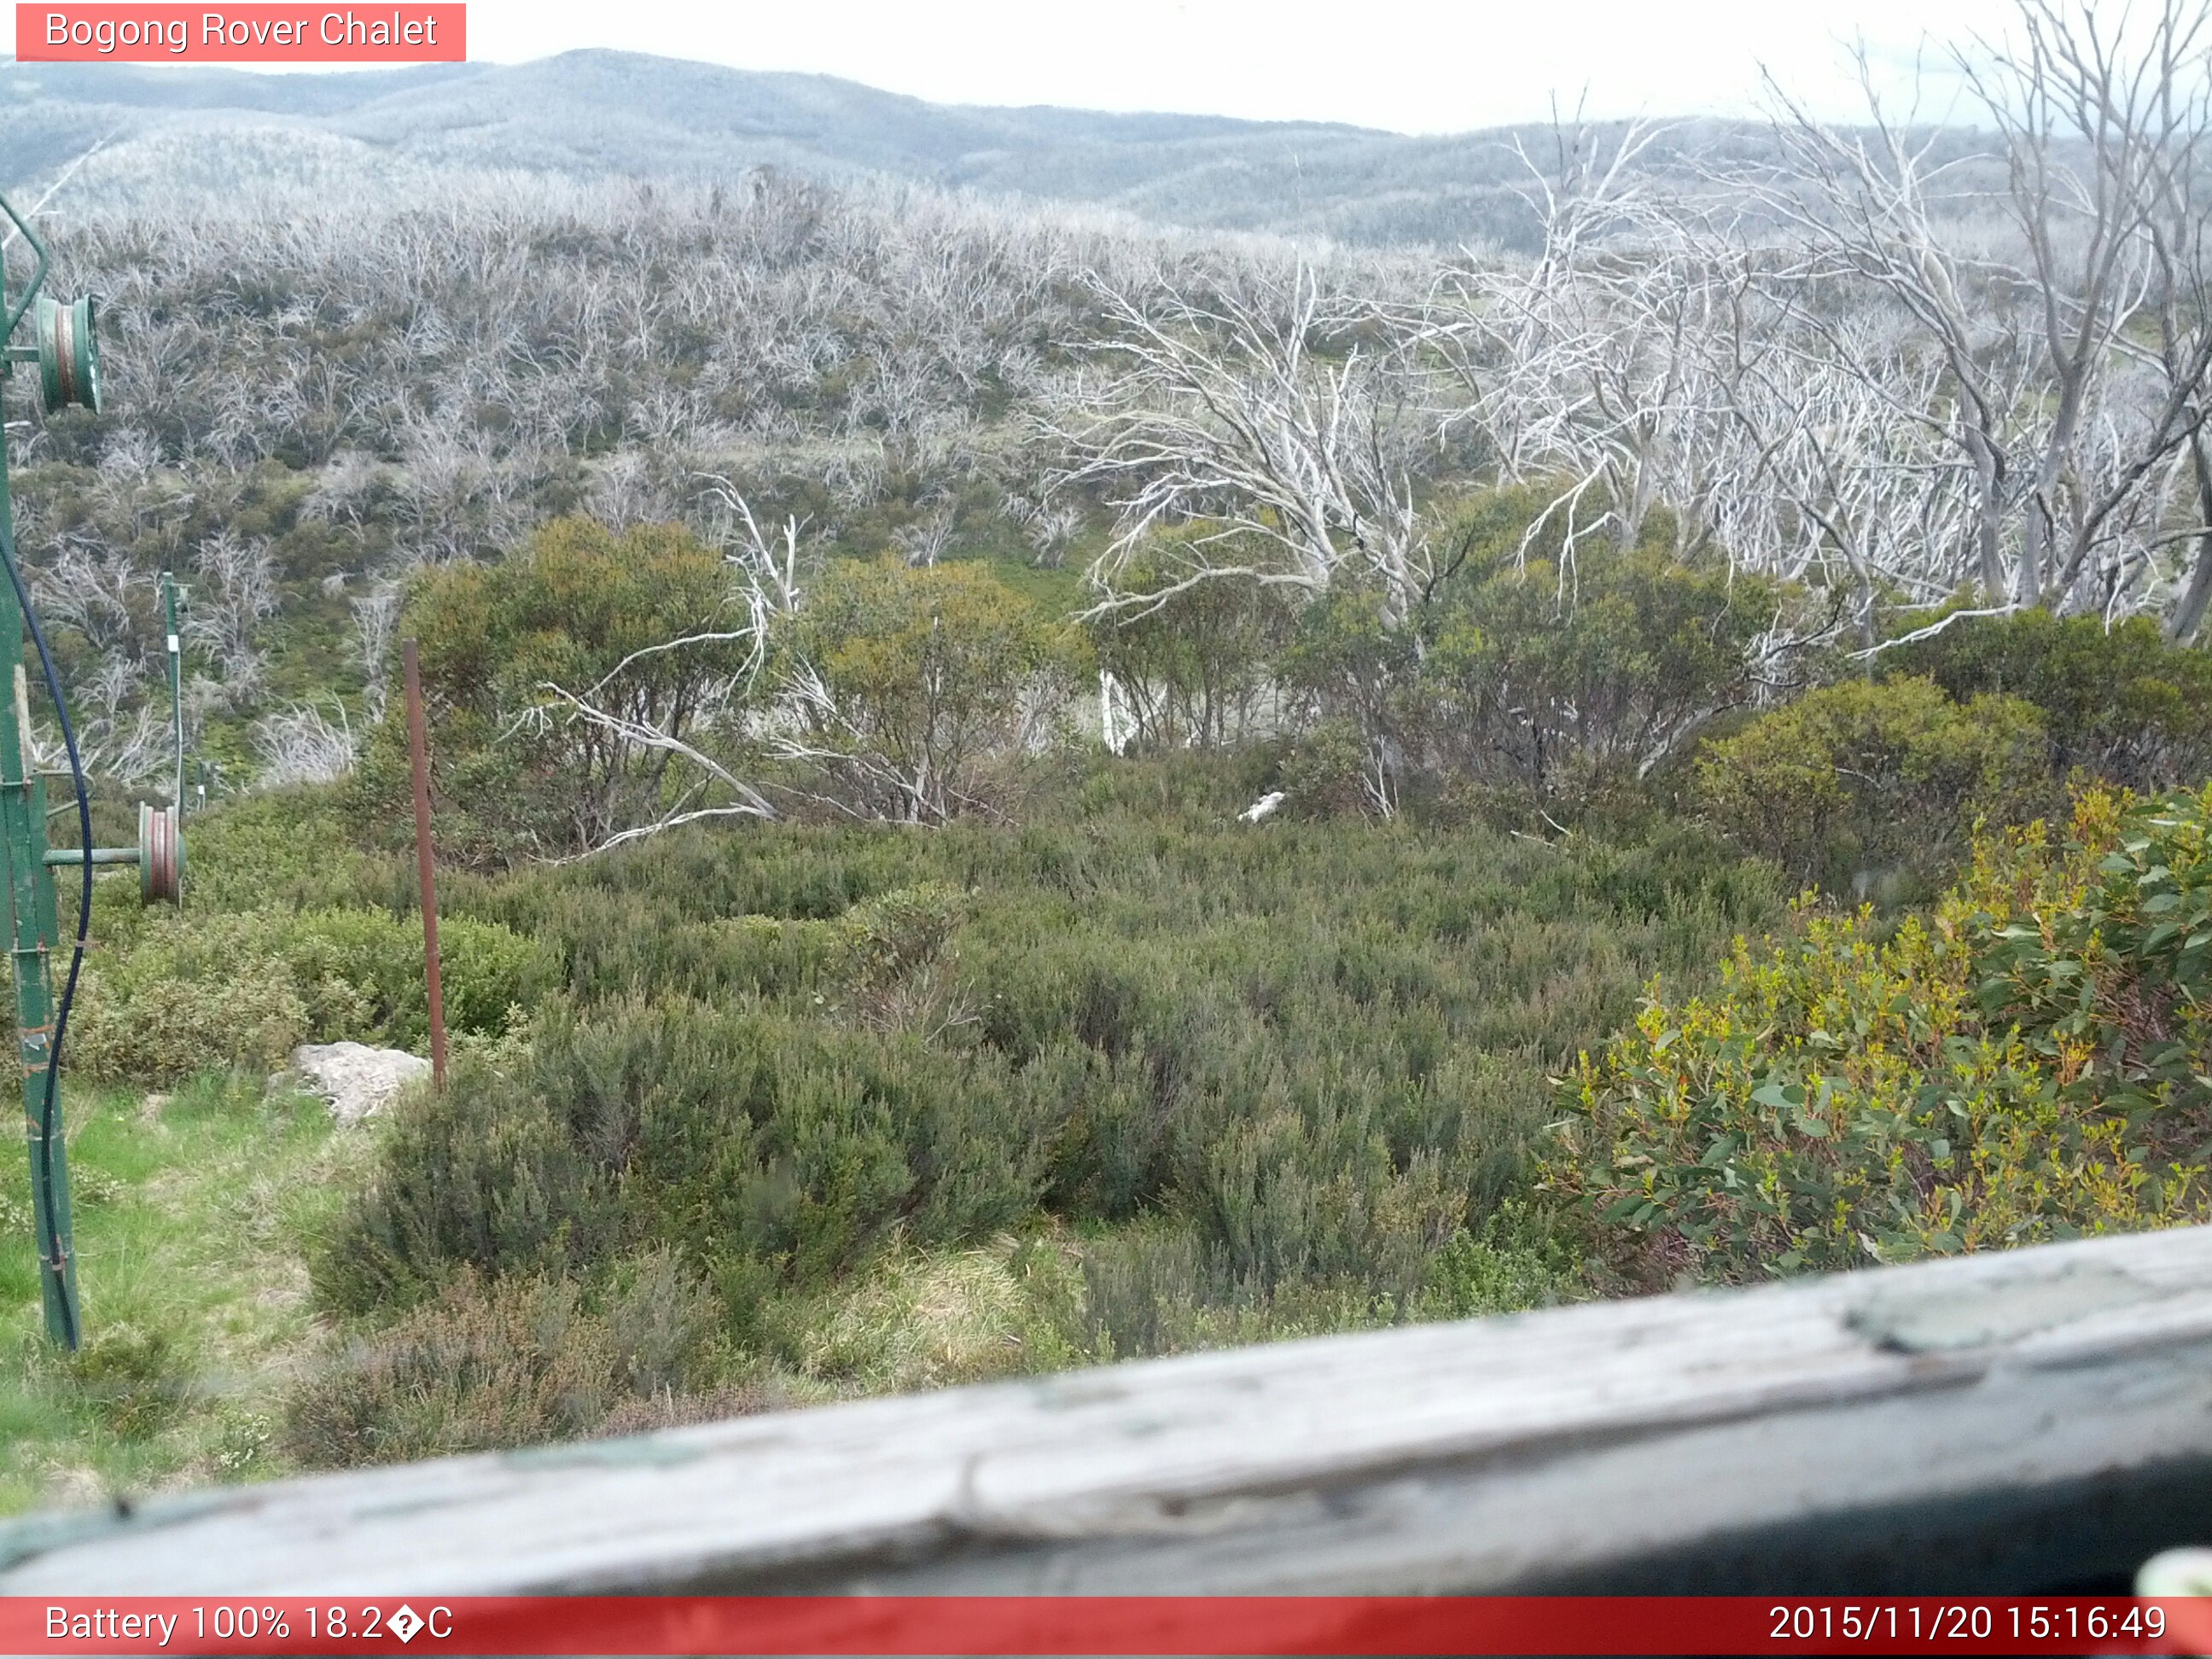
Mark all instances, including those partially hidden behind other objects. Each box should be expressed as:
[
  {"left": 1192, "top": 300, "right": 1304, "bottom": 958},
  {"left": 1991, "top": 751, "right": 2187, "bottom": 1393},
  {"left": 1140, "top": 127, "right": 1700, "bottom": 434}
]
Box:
[
  {"left": 1238, "top": 791, "right": 1286, "bottom": 824},
  {"left": 288, "top": 1042, "right": 432, "bottom": 1126}
]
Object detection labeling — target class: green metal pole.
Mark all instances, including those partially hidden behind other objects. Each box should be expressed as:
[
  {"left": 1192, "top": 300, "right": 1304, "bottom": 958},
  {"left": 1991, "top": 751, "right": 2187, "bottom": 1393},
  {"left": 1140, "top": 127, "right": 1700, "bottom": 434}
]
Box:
[{"left": 0, "top": 373, "right": 77, "bottom": 1348}]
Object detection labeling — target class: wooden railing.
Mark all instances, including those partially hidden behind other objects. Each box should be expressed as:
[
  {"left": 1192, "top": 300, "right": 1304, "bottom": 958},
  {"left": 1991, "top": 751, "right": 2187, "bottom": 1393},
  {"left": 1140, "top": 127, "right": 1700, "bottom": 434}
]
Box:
[{"left": 4, "top": 1225, "right": 2210, "bottom": 1594}]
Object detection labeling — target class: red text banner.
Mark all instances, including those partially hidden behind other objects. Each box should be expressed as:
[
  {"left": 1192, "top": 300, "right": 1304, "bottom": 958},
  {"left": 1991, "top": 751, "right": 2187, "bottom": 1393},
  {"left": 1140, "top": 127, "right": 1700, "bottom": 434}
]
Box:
[
  {"left": 3, "top": 1596, "right": 2211, "bottom": 1656},
  {"left": 15, "top": 5, "right": 464, "bottom": 62}
]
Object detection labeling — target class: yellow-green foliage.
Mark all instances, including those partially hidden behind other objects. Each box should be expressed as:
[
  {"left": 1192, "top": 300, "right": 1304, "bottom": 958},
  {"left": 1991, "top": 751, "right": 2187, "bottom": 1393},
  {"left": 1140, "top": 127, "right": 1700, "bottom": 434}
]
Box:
[
  {"left": 798, "top": 1236, "right": 1084, "bottom": 1392},
  {"left": 1697, "top": 676, "right": 2050, "bottom": 894},
  {"left": 1551, "top": 787, "right": 2212, "bottom": 1285},
  {"left": 358, "top": 517, "right": 757, "bottom": 865},
  {"left": 1888, "top": 609, "right": 2212, "bottom": 791},
  {"left": 70, "top": 907, "right": 544, "bottom": 1083},
  {"left": 70, "top": 964, "right": 311, "bottom": 1084},
  {"left": 781, "top": 557, "right": 1090, "bottom": 822}
]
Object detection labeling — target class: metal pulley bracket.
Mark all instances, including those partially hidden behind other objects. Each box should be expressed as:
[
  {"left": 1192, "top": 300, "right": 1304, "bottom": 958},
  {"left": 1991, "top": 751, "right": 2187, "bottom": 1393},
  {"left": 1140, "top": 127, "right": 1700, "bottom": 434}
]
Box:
[
  {"left": 40, "top": 802, "right": 184, "bottom": 906},
  {"left": 36, "top": 295, "right": 99, "bottom": 416},
  {"left": 137, "top": 800, "right": 180, "bottom": 902},
  {"left": 138, "top": 800, "right": 181, "bottom": 904}
]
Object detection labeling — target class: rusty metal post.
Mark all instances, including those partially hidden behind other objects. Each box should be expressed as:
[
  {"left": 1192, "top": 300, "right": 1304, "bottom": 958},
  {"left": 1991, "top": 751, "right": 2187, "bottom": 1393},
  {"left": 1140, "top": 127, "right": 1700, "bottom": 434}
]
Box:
[{"left": 403, "top": 639, "right": 447, "bottom": 1091}]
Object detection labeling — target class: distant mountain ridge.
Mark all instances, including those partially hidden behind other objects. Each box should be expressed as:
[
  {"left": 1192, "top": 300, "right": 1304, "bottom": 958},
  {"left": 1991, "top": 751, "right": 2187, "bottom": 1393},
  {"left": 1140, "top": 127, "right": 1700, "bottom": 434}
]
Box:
[{"left": 0, "top": 48, "right": 1757, "bottom": 247}]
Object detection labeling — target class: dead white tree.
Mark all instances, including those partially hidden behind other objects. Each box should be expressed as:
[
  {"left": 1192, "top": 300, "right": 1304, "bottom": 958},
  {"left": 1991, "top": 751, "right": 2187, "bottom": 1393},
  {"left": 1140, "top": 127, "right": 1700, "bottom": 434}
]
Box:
[
  {"left": 1051, "top": 263, "right": 1431, "bottom": 626},
  {"left": 894, "top": 502, "right": 957, "bottom": 568},
  {"left": 253, "top": 698, "right": 358, "bottom": 785},
  {"left": 350, "top": 585, "right": 401, "bottom": 721},
  {"left": 525, "top": 685, "right": 777, "bottom": 857},
  {"left": 1730, "top": 3, "right": 2212, "bottom": 620},
  {"left": 1422, "top": 115, "right": 1702, "bottom": 579},
  {"left": 186, "top": 529, "right": 279, "bottom": 700},
  {"left": 66, "top": 656, "right": 172, "bottom": 786},
  {"left": 1025, "top": 502, "right": 1083, "bottom": 568},
  {"left": 1969, "top": 1, "right": 2212, "bottom": 609},
  {"left": 1412, "top": 6, "right": 2212, "bottom": 642},
  {"left": 701, "top": 474, "right": 808, "bottom": 624}
]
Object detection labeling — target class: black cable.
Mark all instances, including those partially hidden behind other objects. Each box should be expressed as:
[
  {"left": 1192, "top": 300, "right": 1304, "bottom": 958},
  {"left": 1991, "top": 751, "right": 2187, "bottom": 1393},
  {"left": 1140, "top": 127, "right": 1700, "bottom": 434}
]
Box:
[{"left": 0, "top": 533, "right": 87, "bottom": 1352}]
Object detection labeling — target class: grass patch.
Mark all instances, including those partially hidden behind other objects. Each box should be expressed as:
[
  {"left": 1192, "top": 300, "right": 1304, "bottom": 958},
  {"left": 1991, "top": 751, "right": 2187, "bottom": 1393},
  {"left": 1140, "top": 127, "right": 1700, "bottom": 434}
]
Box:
[{"left": 0, "top": 1073, "right": 352, "bottom": 1515}]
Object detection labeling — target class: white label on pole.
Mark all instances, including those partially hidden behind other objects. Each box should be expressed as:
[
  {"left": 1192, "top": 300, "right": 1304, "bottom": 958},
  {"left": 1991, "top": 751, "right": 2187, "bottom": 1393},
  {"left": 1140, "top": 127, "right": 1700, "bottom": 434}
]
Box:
[
  {"left": 167, "top": 634, "right": 180, "bottom": 655},
  {"left": 14, "top": 664, "right": 30, "bottom": 777}
]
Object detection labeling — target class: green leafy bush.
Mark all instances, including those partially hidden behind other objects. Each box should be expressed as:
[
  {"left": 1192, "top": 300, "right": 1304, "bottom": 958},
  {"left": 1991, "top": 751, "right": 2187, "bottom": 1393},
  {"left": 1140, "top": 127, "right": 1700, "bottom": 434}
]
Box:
[
  {"left": 1549, "top": 788, "right": 2212, "bottom": 1288},
  {"left": 1418, "top": 510, "right": 1788, "bottom": 797},
  {"left": 1276, "top": 492, "right": 1796, "bottom": 817},
  {"left": 1277, "top": 716, "right": 1394, "bottom": 819},
  {"left": 1411, "top": 1203, "right": 1580, "bottom": 1320},
  {"left": 778, "top": 557, "right": 1089, "bottom": 823},
  {"left": 356, "top": 517, "right": 757, "bottom": 865},
  {"left": 312, "top": 1051, "right": 594, "bottom": 1313},
  {"left": 172, "top": 785, "right": 387, "bottom": 913},
  {"left": 70, "top": 964, "right": 311, "bottom": 1083},
  {"left": 70, "top": 906, "right": 543, "bottom": 1083},
  {"left": 1695, "top": 677, "right": 2050, "bottom": 895},
  {"left": 1088, "top": 531, "right": 1298, "bottom": 749},
  {"left": 1888, "top": 610, "right": 2212, "bottom": 791}
]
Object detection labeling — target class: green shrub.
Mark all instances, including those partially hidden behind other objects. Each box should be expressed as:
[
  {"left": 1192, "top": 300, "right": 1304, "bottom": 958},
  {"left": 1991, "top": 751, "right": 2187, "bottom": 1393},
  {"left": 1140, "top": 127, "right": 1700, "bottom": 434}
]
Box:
[
  {"left": 1888, "top": 609, "right": 2212, "bottom": 791},
  {"left": 324, "top": 792, "right": 1773, "bottom": 1346},
  {"left": 1411, "top": 1202, "right": 1580, "bottom": 1321},
  {"left": 356, "top": 517, "right": 758, "bottom": 866},
  {"left": 284, "top": 1258, "right": 720, "bottom": 1468},
  {"left": 1695, "top": 677, "right": 2049, "bottom": 895},
  {"left": 312, "top": 1051, "right": 599, "bottom": 1313},
  {"left": 778, "top": 557, "right": 1090, "bottom": 824},
  {"left": 1267, "top": 492, "right": 1798, "bottom": 818},
  {"left": 1278, "top": 717, "right": 1394, "bottom": 819},
  {"left": 67, "top": 906, "right": 543, "bottom": 1083},
  {"left": 1276, "top": 585, "right": 1423, "bottom": 813},
  {"left": 70, "top": 1324, "right": 192, "bottom": 1440},
  {"left": 1088, "top": 531, "right": 1298, "bottom": 749},
  {"left": 1417, "top": 508, "right": 1790, "bottom": 798},
  {"left": 832, "top": 882, "right": 966, "bottom": 987},
  {"left": 317, "top": 994, "right": 1061, "bottom": 1309},
  {"left": 1068, "top": 1220, "right": 1424, "bottom": 1360},
  {"left": 1548, "top": 788, "right": 2212, "bottom": 1288},
  {"left": 174, "top": 785, "right": 387, "bottom": 913},
  {"left": 70, "top": 960, "right": 311, "bottom": 1082},
  {"left": 1195, "top": 1108, "right": 1464, "bottom": 1296}
]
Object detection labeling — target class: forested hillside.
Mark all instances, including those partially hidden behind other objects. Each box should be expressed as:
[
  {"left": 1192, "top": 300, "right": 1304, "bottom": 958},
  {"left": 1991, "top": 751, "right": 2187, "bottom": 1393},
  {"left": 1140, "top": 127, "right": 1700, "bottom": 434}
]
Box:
[
  {"left": 3, "top": 50, "right": 1988, "bottom": 247},
  {"left": 3, "top": 1, "right": 2212, "bottom": 1511}
]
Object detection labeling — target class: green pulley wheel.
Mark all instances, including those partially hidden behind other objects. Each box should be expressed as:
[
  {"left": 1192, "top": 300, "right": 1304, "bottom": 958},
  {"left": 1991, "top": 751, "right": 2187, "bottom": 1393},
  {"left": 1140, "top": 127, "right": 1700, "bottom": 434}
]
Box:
[{"left": 36, "top": 294, "right": 101, "bottom": 416}]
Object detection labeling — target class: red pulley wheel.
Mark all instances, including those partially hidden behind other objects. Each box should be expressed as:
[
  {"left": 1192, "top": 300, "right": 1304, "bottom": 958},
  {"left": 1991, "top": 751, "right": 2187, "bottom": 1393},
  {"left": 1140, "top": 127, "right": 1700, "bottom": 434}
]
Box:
[{"left": 138, "top": 801, "right": 183, "bottom": 905}]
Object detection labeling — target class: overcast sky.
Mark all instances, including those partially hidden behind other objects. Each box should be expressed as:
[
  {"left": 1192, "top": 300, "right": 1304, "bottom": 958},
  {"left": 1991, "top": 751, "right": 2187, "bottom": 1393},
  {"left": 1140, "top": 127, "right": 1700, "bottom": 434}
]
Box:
[
  {"left": 3, "top": 1, "right": 2028, "bottom": 131},
  {"left": 451, "top": 0, "right": 2021, "bottom": 132}
]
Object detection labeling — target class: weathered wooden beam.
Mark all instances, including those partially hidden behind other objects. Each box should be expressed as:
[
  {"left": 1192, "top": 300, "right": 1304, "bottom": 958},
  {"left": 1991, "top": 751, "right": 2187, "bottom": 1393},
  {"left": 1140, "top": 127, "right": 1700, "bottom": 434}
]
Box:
[{"left": 5, "top": 1225, "right": 2211, "bottom": 1594}]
